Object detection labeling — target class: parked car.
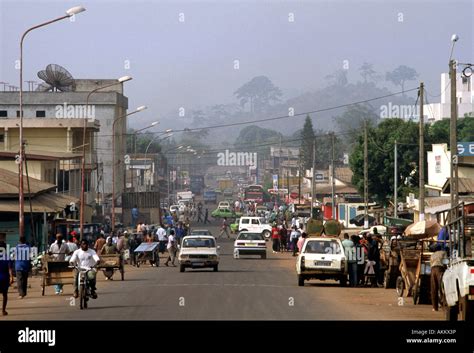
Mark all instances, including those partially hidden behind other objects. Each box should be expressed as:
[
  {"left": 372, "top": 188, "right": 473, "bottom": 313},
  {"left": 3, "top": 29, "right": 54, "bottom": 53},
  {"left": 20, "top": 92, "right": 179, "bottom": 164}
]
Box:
[
  {"left": 178, "top": 236, "right": 220, "bottom": 272},
  {"left": 233, "top": 232, "right": 267, "bottom": 259},
  {"left": 296, "top": 237, "right": 347, "bottom": 287},
  {"left": 238, "top": 217, "right": 272, "bottom": 239},
  {"left": 211, "top": 207, "right": 242, "bottom": 218},
  {"left": 218, "top": 201, "right": 230, "bottom": 208}
]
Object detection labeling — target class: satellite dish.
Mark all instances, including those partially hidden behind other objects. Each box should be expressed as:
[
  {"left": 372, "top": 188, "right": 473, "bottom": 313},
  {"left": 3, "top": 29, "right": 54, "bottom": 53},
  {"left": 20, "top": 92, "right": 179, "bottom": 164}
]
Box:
[{"left": 36, "top": 64, "right": 75, "bottom": 92}]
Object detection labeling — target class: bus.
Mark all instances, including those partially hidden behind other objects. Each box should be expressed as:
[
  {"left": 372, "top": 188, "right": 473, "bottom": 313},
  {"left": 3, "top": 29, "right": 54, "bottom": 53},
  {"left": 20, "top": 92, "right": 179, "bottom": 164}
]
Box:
[{"left": 244, "top": 185, "right": 264, "bottom": 203}]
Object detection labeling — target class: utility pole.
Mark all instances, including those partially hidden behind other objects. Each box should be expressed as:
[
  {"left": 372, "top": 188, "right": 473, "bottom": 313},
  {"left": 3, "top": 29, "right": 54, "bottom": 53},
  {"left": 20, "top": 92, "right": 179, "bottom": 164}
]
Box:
[
  {"left": 298, "top": 160, "right": 302, "bottom": 204},
  {"left": 394, "top": 139, "right": 398, "bottom": 218},
  {"left": 331, "top": 132, "right": 336, "bottom": 219},
  {"left": 419, "top": 82, "right": 425, "bottom": 221},
  {"left": 311, "top": 139, "right": 316, "bottom": 219},
  {"left": 364, "top": 120, "right": 368, "bottom": 229},
  {"left": 449, "top": 59, "right": 458, "bottom": 217}
]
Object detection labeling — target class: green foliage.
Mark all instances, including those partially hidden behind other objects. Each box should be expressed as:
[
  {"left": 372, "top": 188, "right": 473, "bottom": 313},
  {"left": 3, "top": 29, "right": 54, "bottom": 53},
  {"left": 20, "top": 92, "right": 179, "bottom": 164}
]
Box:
[
  {"left": 300, "top": 115, "right": 316, "bottom": 170},
  {"left": 234, "top": 125, "right": 283, "bottom": 156},
  {"left": 348, "top": 117, "right": 474, "bottom": 204}
]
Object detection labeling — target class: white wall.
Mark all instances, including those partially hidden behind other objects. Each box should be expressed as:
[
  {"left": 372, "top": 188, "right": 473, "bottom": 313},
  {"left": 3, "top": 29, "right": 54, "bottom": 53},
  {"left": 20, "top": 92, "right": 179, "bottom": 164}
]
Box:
[{"left": 427, "top": 143, "right": 450, "bottom": 188}]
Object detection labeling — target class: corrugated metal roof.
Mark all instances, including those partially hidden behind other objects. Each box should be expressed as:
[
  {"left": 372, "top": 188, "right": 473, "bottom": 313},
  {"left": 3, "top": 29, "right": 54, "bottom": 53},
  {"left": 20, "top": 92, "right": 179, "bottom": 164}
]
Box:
[
  {"left": 0, "top": 168, "right": 55, "bottom": 198},
  {"left": 0, "top": 192, "right": 78, "bottom": 213},
  {"left": 442, "top": 178, "right": 474, "bottom": 194}
]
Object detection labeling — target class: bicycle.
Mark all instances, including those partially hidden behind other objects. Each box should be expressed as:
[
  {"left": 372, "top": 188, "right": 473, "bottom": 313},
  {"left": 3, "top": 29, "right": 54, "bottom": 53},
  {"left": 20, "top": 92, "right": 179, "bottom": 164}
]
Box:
[{"left": 71, "top": 265, "right": 96, "bottom": 310}]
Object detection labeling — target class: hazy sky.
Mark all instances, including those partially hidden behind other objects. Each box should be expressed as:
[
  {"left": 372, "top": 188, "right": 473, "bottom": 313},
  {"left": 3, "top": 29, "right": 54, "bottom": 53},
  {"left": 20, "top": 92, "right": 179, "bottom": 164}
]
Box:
[{"left": 1, "top": 0, "right": 472, "bottom": 132}]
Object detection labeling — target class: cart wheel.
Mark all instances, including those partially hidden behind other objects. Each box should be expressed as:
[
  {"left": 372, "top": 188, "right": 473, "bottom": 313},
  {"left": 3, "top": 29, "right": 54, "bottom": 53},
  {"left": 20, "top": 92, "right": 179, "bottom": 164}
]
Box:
[
  {"left": 180, "top": 265, "right": 185, "bottom": 273},
  {"left": 136, "top": 261, "right": 140, "bottom": 268},
  {"left": 396, "top": 276, "right": 404, "bottom": 297}
]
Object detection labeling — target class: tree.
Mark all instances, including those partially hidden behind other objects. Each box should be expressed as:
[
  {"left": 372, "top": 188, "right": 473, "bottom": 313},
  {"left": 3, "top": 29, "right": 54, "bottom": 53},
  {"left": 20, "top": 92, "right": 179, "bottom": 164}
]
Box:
[
  {"left": 350, "top": 118, "right": 420, "bottom": 204},
  {"left": 385, "top": 65, "right": 419, "bottom": 94},
  {"left": 234, "top": 76, "right": 282, "bottom": 113},
  {"left": 300, "top": 115, "right": 316, "bottom": 171},
  {"left": 234, "top": 125, "right": 282, "bottom": 154},
  {"left": 359, "top": 62, "right": 376, "bottom": 83}
]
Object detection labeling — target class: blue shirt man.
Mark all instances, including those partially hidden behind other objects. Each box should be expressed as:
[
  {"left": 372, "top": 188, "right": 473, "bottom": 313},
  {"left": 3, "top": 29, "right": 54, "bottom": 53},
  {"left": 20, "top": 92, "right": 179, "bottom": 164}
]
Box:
[
  {"left": 131, "top": 205, "right": 139, "bottom": 227},
  {"left": 14, "top": 238, "right": 31, "bottom": 298}
]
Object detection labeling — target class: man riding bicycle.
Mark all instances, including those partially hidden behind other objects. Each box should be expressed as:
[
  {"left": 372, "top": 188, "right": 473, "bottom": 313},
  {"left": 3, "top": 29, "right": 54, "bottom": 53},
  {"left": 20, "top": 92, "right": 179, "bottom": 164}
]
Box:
[{"left": 69, "top": 240, "right": 100, "bottom": 299}]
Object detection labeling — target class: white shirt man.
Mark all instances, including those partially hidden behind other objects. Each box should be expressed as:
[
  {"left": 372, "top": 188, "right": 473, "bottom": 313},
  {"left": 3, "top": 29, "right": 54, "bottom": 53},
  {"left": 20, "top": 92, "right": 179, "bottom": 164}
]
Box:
[
  {"left": 157, "top": 227, "right": 167, "bottom": 242},
  {"left": 167, "top": 234, "right": 175, "bottom": 250},
  {"left": 69, "top": 247, "right": 100, "bottom": 270}
]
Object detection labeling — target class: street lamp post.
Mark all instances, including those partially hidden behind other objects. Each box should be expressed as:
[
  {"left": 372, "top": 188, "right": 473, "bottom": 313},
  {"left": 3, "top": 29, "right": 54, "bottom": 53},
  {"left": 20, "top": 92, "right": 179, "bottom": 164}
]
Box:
[
  {"left": 80, "top": 75, "right": 132, "bottom": 240},
  {"left": 19, "top": 6, "right": 85, "bottom": 240},
  {"left": 144, "top": 131, "right": 173, "bottom": 191},
  {"left": 111, "top": 106, "right": 147, "bottom": 231},
  {"left": 132, "top": 121, "right": 159, "bottom": 191}
]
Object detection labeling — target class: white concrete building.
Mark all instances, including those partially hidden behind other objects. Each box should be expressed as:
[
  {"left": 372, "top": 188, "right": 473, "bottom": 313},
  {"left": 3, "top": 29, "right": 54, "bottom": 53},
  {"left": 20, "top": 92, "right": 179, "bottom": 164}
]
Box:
[{"left": 424, "top": 73, "right": 474, "bottom": 122}]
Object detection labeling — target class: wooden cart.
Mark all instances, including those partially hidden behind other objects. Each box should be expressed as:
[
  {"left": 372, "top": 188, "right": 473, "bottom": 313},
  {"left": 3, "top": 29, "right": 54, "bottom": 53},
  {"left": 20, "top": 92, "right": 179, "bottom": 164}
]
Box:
[
  {"left": 41, "top": 255, "right": 74, "bottom": 296},
  {"left": 395, "top": 239, "right": 432, "bottom": 305},
  {"left": 97, "top": 254, "right": 124, "bottom": 281}
]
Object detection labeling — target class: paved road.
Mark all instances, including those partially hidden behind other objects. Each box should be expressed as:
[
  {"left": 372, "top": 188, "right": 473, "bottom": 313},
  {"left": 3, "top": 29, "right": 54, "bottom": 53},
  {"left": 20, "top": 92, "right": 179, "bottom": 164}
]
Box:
[{"left": 4, "top": 222, "right": 443, "bottom": 320}]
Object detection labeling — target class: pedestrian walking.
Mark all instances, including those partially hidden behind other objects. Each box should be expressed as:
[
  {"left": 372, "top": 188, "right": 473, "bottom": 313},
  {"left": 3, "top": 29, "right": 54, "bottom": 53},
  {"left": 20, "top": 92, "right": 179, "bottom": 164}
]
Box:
[
  {"left": 49, "top": 234, "right": 69, "bottom": 294},
  {"left": 279, "top": 224, "right": 287, "bottom": 252},
  {"left": 66, "top": 235, "right": 78, "bottom": 262},
  {"left": 219, "top": 217, "right": 231, "bottom": 238},
  {"left": 297, "top": 232, "right": 307, "bottom": 253},
  {"left": 430, "top": 244, "right": 447, "bottom": 311},
  {"left": 131, "top": 205, "right": 139, "bottom": 228},
  {"left": 290, "top": 226, "right": 300, "bottom": 256},
  {"left": 342, "top": 233, "right": 357, "bottom": 287},
  {"left": 204, "top": 208, "right": 210, "bottom": 224},
  {"left": 157, "top": 224, "right": 167, "bottom": 254},
  {"left": 271, "top": 224, "right": 280, "bottom": 253},
  {"left": 197, "top": 208, "right": 203, "bottom": 223},
  {"left": 14, "top": 236, "right": 31, "bottom": 299},
  {"left": 0, "top": 241, "right": 13, "bottom": 316},
  {"left": 164, "top": 230, "right": 177, "bottom": 266}
]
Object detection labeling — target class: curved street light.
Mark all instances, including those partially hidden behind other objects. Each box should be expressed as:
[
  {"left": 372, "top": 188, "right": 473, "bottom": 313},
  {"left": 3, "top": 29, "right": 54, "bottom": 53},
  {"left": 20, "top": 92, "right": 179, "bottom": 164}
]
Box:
[
  {"left": 111, "top": 106, "right": 147, "bottom": 231},
  {"left": 19, "top": 6, "right": 86, "bottom": 240},
  {"left": 79, "top": 75, "right": 133, "bottom": 239}
]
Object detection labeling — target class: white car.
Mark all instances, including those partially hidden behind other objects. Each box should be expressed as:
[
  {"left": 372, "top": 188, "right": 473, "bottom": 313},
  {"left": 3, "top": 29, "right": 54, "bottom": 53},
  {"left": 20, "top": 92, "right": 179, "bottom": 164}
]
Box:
[
  {"left": 178, "top": 236, "right": 220, "bottom": 272},
  {"left": 238, "top": 217, "right": 272, "bottom": 239},
  {"left": 296, "top": 237, "right": 347, "bottom": 287},
  {"left": 233, "top": 232, "right": 267, "bottom": 259},
  {"left": 218, "top": 201, "right": 230, "bottom": 209}
]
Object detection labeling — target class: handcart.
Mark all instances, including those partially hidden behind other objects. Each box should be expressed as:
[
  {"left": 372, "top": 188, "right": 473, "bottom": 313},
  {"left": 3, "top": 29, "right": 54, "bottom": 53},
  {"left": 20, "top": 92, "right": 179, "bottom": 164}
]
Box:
[
  {"left": 134, "top": 242, "right": 160, "bottom": 267},
  {"left": 97, "top": 254, "right": 124, "bottom": 281},
  {"left": 41, "top": 254, "right": 74, "bottom": 296},
  {"left": 395, "top": 239, "right": 432, "bottom": 305}
]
